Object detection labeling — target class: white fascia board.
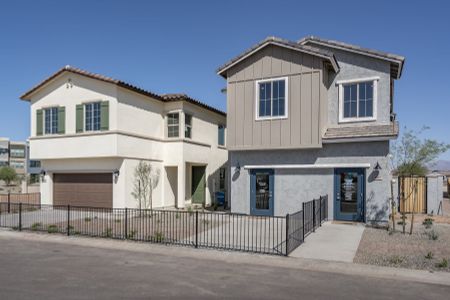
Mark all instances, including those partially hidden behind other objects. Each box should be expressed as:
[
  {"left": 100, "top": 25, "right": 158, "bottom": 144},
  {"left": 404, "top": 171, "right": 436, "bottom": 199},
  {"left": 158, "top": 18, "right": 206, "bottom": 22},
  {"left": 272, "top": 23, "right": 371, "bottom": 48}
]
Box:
[{"left": 243, "top": 163, "right": 371, "bottom": 170}]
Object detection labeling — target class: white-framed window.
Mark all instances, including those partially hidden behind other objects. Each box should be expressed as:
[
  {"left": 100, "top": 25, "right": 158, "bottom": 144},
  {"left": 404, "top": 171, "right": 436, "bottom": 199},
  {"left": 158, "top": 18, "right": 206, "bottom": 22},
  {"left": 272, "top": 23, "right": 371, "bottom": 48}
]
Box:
[
  {"left": 85, "top": 102, "right": 101, "bottom": 131},
  {"left": 44, "top": 107, "right": 58, "bottom": 134},
  {"left": 338, "top": 77, "right": 378, "bottom": 123},
  {"left": 255, "top": 77, "right": 288, "bottom": 120},
  {"left": 167, "top": 113, "right": 179, "bottom": 138},
  {"left": 185, "top": 114, "right": 192, "bottom": 139},
  {"left": 218, "top": 125, "right": 225, "bottom": 146}
]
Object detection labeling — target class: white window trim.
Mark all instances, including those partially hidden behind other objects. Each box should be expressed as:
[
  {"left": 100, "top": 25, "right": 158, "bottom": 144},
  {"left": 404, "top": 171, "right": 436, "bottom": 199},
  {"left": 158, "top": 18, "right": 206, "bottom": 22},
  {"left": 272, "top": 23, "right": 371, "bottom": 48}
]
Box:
[
  {"left": 166, "top": 110, "right": 181, "bottom": 139},
  {"left": 184, "top": 113, "right": 192, "bottom": 139},
  {"left": 338, "top": 77, "right": 378, "bottom": 123},
  {"left": 255, "top": 76, "right": 289, "bottom": 121},
  {"left": 84, "top": 101, "right": 102, "bottom": 132},
  {"left": 44, "top": 107, "right": 58, "bottom": 135}
]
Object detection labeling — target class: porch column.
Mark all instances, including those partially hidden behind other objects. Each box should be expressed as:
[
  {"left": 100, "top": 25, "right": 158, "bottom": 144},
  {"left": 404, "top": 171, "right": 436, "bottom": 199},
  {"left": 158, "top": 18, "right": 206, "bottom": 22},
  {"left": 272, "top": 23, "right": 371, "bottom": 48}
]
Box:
[{"left": 177, "top": 162, "right": 186, "bottom": 209}]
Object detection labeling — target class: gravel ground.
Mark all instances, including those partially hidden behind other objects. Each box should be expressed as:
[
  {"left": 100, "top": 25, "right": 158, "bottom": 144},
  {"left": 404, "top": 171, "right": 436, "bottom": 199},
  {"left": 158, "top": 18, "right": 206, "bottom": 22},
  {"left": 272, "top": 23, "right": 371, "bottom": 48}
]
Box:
[{"left": 354, "top": 220, "right": 450, "bottom": 272}]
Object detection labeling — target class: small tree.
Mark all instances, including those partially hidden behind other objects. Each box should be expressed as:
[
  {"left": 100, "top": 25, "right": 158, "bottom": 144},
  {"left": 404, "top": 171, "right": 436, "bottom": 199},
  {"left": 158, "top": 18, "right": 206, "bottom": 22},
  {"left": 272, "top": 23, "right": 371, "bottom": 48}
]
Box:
[
  {"left": 0, "top": 166, "right": 18, "bottom": 186},
  {"left": 131, "top": 161, "right": 160, "bottom": 211},
  {"left": 391, "top": 126, "right": 450, "bottom": 176},
  {"left": 391, "top": 126, "right": 449, "bottom": 234}
]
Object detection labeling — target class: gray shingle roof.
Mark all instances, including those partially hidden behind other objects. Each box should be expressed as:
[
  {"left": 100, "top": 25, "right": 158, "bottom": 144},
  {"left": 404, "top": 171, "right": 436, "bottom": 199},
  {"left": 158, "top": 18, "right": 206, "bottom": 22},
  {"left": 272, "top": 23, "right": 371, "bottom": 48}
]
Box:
[
  {"left": 20, "top": 66, "right": 226, "bottom": 117},
  {"left": 323, "top": 122, "right": 399, "bottom": 140},
  {"left": 216, "top": 36, "right": 340, "bottom": 77},
  {"left": 298, "top": 36, "right": 405, "bottom": 79}
]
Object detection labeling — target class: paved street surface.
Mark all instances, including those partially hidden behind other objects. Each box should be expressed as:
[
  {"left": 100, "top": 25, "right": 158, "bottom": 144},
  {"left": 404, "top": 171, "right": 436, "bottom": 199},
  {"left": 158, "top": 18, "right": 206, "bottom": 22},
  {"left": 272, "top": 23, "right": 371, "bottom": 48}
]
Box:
[{"left": 0, "top": 231, "right": 449, "bottom": 299}]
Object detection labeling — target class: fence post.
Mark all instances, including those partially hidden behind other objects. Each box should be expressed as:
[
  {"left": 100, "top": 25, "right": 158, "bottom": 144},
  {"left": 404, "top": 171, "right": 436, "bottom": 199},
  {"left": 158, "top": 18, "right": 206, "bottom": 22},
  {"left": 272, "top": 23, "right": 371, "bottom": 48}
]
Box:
[
  {"left": 7, "top": 192, "right": 10, "bottom": 213},
  {"left": 67, "top": 205, "right": 70, "bottom": 236},
  {"left": 124, "top": 208, "right": 128, "bottom": 239},
  {"left": 319, "top": 196, "right": 322, "bottom": 226},
  {"left": 302, "top": 202, "right": 305, "bottom": 243},
  {"left": 195, "top": 211, "right": 198, "bottom": 248},
  {"left": 313, "top": 200, "right": 316, "bottom": 232},
  {"left": 19, "top": 203, "right": 22, "bottom": 231},
  {"left": 285, "top": 214, "right": 289, "bottom": 256}
]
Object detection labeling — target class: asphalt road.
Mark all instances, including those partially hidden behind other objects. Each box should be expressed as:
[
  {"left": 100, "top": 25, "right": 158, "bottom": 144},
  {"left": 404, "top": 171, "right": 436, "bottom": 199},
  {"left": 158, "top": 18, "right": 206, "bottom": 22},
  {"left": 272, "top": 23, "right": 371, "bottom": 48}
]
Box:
[{"left": 0, "top": 236, "right": 449, "bottom": 299}]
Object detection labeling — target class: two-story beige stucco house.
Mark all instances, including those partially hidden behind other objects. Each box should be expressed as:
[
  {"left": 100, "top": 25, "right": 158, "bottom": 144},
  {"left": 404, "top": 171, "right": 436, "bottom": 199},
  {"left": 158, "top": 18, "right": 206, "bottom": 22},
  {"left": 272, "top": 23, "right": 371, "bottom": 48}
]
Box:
[
  {"left": 21, "top": 66, "right": 227, "bottom": 209},
  {"left": 218, "top": 36, "right": 404, "bottom": 224}
]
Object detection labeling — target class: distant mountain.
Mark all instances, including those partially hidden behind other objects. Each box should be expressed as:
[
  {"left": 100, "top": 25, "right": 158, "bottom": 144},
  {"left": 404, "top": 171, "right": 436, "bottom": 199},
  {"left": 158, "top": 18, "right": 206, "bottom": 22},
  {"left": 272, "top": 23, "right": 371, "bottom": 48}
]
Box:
[{"left": 428, "top": 160, "right": 450, "bottom": 172}]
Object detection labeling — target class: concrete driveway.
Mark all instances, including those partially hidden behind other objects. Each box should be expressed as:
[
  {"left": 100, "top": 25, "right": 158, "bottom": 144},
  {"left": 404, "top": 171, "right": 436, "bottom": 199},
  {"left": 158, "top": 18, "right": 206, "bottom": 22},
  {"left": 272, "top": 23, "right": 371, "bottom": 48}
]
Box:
[{"left": 290, "top": 222, "right": 365, "bottom": 262}]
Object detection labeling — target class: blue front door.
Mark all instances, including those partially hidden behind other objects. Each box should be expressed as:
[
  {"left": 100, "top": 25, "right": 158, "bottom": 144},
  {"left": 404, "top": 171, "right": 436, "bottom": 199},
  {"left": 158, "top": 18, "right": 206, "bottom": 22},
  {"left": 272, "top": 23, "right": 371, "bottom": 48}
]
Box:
[
  {"left": 334, "top": 168, "right": 365, "bottom": 222},
  {"left": 250, "top": 169, "right": 274, "bottom": 216}
]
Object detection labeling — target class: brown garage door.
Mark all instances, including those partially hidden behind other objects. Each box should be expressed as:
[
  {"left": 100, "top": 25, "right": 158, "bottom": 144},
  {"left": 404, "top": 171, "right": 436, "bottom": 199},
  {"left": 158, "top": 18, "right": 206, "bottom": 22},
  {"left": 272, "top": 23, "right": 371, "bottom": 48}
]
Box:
[{"left": 53, "top": 173, "right": 113, "bottom": 208}]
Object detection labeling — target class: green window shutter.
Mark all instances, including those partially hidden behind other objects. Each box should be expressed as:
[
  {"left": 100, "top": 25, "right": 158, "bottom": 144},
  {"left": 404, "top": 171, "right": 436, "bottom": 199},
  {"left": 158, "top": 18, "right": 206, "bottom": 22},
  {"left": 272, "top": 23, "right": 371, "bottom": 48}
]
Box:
[
  {"left": 100, "top": 101, "right": 109, "bottom": 131},
  {"left": 36, "top": 109, "right": 43, "bottom": 136},
  {"left": 76, "top": 104, "right": 84, "bottom": 133},
  {"left": 57, "top": 107, "right": 65, "bottom": 134}
]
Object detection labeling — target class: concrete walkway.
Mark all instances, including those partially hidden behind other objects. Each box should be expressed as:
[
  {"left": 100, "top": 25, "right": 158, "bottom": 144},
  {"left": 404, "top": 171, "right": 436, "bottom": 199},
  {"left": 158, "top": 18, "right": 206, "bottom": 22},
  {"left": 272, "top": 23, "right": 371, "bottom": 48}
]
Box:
[{"left": 290, "top": 222, "right": 365, "bottom": 262}]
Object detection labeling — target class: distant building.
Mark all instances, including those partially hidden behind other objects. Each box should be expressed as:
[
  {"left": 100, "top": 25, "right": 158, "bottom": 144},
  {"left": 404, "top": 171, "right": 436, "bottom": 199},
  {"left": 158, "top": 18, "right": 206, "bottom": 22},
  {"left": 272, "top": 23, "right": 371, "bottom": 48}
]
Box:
[{"left": 0, "top": 138, "right": 41, "bottom": 184}]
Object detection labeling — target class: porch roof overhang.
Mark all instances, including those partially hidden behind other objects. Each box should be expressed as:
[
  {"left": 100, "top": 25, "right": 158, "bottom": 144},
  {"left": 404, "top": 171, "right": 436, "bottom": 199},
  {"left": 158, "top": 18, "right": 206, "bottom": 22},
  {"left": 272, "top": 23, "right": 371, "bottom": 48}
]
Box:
[{"left": 243, "top": 163, "right": 371, "bottom": 170}]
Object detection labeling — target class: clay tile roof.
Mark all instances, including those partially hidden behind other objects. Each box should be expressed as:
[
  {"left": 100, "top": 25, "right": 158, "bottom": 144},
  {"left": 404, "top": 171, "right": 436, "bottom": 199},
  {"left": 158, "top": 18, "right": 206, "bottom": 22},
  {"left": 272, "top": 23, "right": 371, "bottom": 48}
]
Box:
[
  {"left": 216, "top": 36, "right": 340, "bottom": 77},
  {"left": 298, "top": 36, "right": 405, "bottom": 79},
  {"left": 20, "top": 66, "right": 225, "bottom": 116},
  {"left": 162, "top": 93, "right": 226, "bottom": 116}
]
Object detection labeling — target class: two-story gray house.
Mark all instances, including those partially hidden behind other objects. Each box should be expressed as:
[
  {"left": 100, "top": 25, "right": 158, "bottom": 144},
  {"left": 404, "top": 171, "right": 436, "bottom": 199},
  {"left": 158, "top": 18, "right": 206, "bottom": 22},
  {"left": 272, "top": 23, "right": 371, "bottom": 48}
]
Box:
[{"left": 217, "top": 36, "right": 404, "bottom": 224}]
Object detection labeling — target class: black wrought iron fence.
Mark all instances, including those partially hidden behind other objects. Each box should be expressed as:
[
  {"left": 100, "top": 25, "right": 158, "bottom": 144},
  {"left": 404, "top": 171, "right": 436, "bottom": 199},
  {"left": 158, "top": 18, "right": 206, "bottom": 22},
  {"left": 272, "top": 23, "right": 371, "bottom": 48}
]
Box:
[
  {"left": 0, "top": 195, "right": 328, "bottom": 256},
  {"left": 286, "top": 195, "right": 328, "bottom": 255}
]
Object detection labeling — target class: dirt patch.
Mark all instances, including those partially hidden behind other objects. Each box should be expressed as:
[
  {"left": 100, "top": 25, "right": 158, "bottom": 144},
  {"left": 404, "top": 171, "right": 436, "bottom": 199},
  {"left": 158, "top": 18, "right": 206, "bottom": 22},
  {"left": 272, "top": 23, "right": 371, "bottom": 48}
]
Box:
[{"left": 354, "top": 221, "right": 450, "bottom": 272}]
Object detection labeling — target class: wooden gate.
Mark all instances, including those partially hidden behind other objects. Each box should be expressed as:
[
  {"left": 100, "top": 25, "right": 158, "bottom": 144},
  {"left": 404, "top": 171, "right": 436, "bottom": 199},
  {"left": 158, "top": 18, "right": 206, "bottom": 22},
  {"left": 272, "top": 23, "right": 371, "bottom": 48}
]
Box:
[{"left": 399, "top": 176, "right": 427, "bottom": 213}]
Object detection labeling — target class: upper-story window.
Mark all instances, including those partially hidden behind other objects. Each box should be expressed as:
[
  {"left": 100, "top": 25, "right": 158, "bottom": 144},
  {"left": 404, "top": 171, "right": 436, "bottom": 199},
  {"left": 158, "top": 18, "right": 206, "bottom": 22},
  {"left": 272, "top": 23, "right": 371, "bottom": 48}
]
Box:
[
  {"left": 256, "top": 77, "right": 288, "bottom": 120},
  {"left": 85, "top": 102, "right": 101, "bottom": 131},
  {"left": 10, "top": 148, "right": 25, "bottom": 158},
  {"left": 167, "top": 113, "right": 179, "bottom": 138},
  {"left": 218, "top": 125, "right": 225, "bottom": 146},
  {"left": 44, "top": 107, "right": 59, "bottom": 134},
  {"left": 338, "top": 77, "right": 378, "bottom": 123},
  {"left": 185, "top": 114, "right": 192, "bottom": 139}
]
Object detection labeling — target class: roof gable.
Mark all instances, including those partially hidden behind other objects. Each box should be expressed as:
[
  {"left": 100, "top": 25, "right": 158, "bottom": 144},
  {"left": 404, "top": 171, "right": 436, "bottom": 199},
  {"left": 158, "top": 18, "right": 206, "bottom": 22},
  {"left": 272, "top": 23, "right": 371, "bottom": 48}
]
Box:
[
  {"left": 299, "top": 36, "right": 405, "bottom": 79},
  {"left": 20, "top": 66, "right": 226, "bottom": 116},
  {"left": 217, "top": 36, "right": 340, "bottom": 77}
]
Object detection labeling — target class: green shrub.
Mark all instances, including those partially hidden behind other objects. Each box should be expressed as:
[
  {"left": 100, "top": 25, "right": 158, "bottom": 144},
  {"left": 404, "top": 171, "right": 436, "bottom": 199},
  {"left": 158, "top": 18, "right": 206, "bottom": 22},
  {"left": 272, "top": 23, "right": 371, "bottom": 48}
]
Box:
[
  {"left": 114, "top": 219, "right": 121, "bottom": 223},
  {"left": 84, "top": 217, "right": 92, "bottom": 222},
  {"left": 436, "top": 258, "right": 448, "bottom": 268},
  {"left": 428, "top": 230, "right": 439, "bottom": 240},
  {"left": 47, "top": 225, "right": 58, "bottom": 234},
  {"left": 425, "top": 252, "right": 434, "bottom": 259},
  {"left": 153, "top": 231, "right": 165, "bottom": 242},
  {"left": 423, "top": 218, "right": 434, "bottom": 228},
  {"left": 388, "top": 255, "right": 404, "bottom": 265},
  {"left": 31, "top": 222, "right": 42, "bottom": 231},
  {"left": 397, "top": 220, "right": 406, "bottom": 226},
  {"left": 127, "top": 230, "right": 137, "bottom": 239},
  {"left": 104, "top": 228, "right": 113, "bottom": 238}
]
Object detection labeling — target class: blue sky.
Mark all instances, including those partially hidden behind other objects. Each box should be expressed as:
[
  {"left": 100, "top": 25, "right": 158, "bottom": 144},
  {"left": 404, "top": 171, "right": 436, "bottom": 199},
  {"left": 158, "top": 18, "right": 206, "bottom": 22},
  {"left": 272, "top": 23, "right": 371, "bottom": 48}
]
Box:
[{"left": 1, "top": 0, "right": 449, "bottom": 159}]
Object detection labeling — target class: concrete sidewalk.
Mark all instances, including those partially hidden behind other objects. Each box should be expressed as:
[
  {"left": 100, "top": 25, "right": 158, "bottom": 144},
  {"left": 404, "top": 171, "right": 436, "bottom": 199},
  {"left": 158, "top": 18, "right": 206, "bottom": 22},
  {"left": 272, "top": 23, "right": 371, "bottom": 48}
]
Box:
[{"left": 290, "top": 222, "right": 365, "bottom": 262}]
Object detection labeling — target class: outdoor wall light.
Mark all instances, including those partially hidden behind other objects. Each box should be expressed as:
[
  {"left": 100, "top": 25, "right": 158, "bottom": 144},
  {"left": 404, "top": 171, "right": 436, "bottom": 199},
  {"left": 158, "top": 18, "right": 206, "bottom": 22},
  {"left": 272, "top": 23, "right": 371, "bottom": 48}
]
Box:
[
  {"left": 235, "top": 162, "right": 241, "bottom": 172},
  {"left": 113, "top": 169, "right": 120, "bottom": 181},
  {"left": 374, "top": 161, "right": 382, "bottom": 171},
  {"left": 373, "top": 161, "right": 382, "bottom": 180},
  {"left": 40, "top": 169, "right": 46, "bottom": 178}
]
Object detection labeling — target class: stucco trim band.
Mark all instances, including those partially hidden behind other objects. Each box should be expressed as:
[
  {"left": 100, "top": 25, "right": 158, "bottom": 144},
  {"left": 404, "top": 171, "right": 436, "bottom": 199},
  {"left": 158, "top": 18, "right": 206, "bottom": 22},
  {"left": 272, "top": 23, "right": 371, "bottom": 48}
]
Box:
[{"left": 243, "top": 163, "right": 371, "bottom": 169}]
